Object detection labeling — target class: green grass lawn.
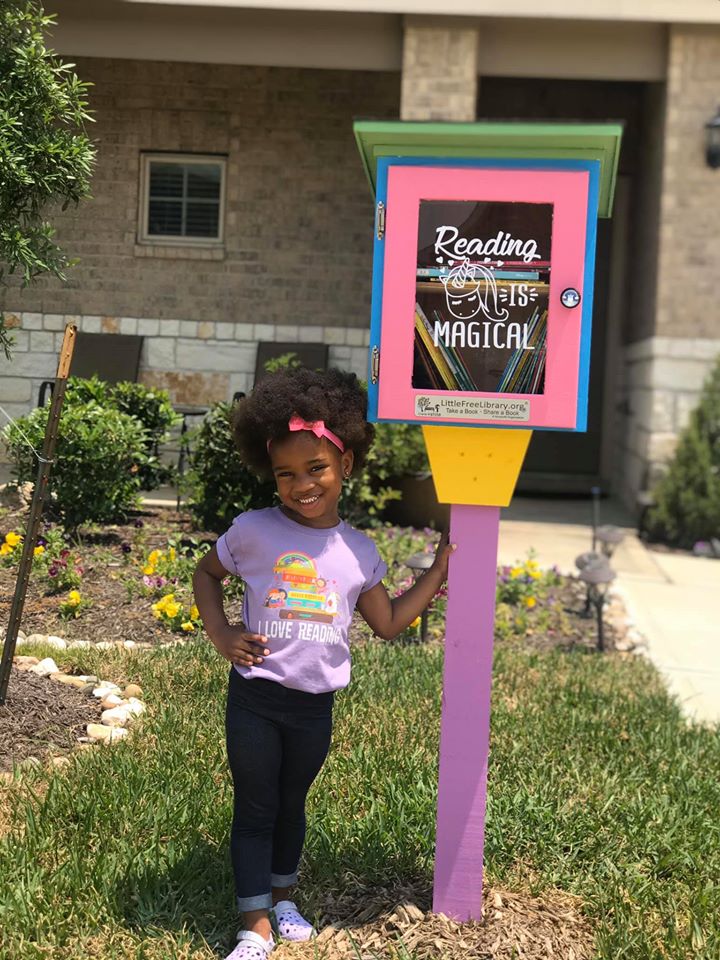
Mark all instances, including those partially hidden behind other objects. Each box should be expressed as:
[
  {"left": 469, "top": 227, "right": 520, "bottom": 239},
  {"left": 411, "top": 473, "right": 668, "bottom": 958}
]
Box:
[{"left": 1, "top": 638, "right": 719, "bottom": 959}]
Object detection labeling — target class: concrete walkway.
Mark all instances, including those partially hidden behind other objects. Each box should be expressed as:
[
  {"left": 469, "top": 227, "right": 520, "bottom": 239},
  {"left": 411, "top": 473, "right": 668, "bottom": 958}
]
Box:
[{"left": 499, "top": 497, "right": 720, "bottom": 727}]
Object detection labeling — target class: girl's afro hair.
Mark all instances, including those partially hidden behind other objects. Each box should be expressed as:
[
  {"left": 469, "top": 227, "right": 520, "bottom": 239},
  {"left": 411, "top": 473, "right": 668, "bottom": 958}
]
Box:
[{"left": 232, "top": 367, "right": 374, "bottom": 478}]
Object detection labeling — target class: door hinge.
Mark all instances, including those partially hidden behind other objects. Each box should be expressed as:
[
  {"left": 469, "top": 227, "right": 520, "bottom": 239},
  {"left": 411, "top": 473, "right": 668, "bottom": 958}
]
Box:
[
  {"left": 370, "top": 345, "right": 380, "bottom": 384},
  {"left": 375, "top": 201, "right": 385, "bottom": 240}
]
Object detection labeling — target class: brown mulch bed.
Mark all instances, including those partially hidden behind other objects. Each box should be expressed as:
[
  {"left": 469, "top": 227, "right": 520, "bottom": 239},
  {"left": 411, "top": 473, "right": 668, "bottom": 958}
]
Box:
[
  {"left": 275, "top": 880, "right": 595, "bottom": 959},
  {"left": 0, "top": 667, "right": 102, "bottom": 772},
  {"left": 0, "top": 504, "right": 220, "bottom": 645}
]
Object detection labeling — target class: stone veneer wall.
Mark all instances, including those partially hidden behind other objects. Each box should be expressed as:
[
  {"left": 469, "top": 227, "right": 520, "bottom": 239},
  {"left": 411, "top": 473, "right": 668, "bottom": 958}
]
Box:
[{"left": 0, "top": 311, "right": 370, "bottom": 430}]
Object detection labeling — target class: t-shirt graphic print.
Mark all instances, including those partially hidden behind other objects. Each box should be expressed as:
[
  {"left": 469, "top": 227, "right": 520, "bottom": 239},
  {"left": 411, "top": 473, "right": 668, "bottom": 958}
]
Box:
[
  {"left": 264, "top": 551, "right": 342, "bottom": 644},
  {"left": 216, "top": 507, "right": 387, "bottom": 693}
]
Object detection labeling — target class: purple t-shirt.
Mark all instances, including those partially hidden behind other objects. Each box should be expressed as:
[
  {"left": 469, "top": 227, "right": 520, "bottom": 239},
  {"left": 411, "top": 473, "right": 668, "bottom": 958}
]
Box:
[{"left": 215, "top": 507, "right": 387, "bottom": 693}]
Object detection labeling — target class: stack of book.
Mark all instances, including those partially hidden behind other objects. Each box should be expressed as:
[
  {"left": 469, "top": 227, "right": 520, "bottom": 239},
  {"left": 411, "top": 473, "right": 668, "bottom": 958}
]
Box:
[
  {"left": 414, "top": 303, "right": 474, "bottom": 391},
  {"left": 496, "top": 306, "right": 547, "bottom": 394},
  {"left": 413, "top": 301, "right": 548, "bottom": 395}
]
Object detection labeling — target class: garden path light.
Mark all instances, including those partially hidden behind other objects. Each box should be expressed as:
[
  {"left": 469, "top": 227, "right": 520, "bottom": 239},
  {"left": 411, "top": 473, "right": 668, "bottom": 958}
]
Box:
[
  {"left": 579, "top": 558, "right": 617, "bottom": 653},
  {"left": 596, "top": 524, "right": 625, "bottom": 559}
]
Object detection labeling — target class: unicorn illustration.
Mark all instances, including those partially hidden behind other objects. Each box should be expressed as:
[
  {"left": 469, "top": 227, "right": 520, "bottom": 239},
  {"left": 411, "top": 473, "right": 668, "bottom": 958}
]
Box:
[{"left": 440, "top": 259, "right": 509, "bottom": 323}]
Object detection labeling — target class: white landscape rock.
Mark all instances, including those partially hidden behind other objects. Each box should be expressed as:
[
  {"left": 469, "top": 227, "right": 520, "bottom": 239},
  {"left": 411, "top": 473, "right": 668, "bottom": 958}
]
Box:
[
  {"left": 124, "top": 698, "right": 145, "bottom": 717},
  {"left": 13, "top": 656, "right": 40, "bottom": 670},
  {"left": 46, "top": 635, "right": 67, "bottom": 650},
  {"left": 25, "top": 633, "right": 49, "bottom": 645},
  {"left": 68, "top": 640, "right": 92, "bottom": 649},
  {"left": 86, "top": 723, "right": 128, "bottom": 744},
  {"left": 100, "top": 694, "right": 124, "bottom": 709},
  {"left": 123, "top": 640, "right": 137, "bottom": 650},
  {"left": 101, "top": 706, "right": 132, "bottom": 727},
  {"left": 29, "top": 657, "right": 60, "bottom": 677},
  {"left": 92, "top": 684, "right": 122, "bottom": 698},
  {"left": 95, "top": 642, "right": 114, "bottom": 651}
]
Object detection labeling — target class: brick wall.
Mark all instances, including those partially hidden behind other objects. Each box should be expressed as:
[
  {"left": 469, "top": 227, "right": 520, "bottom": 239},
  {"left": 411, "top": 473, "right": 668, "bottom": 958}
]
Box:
[
  {"left": 0, "top": 60, "right": 398, "bottom": 429},
  {"left": 655, "top": 26, "right": 720, "bottom": 340},
  {"left": 401, "top": 19, "right": 477, "bottom": 121},
  {"left": 2, "top": 59, "right": 399, "bottom": 326},
  {"left": 617, "top": 26, "right": 720, "bottom": 507}
]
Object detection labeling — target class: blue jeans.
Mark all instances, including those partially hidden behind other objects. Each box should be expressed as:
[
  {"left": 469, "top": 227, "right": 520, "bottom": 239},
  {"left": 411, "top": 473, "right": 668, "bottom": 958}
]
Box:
[{"left": 225, "top": 668, "right": 333, "bottom": 911}]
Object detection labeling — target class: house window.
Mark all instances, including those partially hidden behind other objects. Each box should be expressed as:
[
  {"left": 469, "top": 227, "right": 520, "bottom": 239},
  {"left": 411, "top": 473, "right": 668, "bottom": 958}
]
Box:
[{"left": 139, "top": 154, "right": 226, "bottom": 244}]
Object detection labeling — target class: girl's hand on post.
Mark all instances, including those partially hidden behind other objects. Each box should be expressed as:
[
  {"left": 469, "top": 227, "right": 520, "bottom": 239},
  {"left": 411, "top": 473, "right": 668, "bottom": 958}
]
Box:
[
  {"left": 213, "top": 623, "right": 270, "bottom": 667},
  {"left": 431, "top": 528, "right": 456, "bottom": 582}
]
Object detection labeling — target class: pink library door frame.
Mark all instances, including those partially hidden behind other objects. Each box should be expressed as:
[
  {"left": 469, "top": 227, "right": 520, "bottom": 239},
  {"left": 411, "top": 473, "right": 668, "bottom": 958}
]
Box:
[{"left": 378, "top": 165, "right": 590, "bottom": 430}]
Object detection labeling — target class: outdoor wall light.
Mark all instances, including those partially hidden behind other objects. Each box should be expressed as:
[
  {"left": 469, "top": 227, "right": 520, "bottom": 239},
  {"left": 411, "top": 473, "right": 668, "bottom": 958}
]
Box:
[
  {"left": 405, "top": 551, "right": 434, "bottom": 643},
  {"left": 706, "top": 106, "right": 720, "bottom": 168},
  {"left": 578, "top": 559, "right": 617, "bottom": 653}
]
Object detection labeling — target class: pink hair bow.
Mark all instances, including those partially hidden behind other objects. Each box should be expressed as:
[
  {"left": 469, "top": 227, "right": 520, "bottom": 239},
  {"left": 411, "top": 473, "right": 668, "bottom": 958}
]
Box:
[{"left": 288, "top": 414, "right": 345, "bottom": 452}]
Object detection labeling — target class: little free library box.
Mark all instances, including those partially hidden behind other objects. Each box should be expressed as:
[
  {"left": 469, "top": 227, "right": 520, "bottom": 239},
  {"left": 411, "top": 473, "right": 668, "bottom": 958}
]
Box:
[
  {"left": 356, "top": 121, "right": 623, "bottom": 435},
  {"left": 354, "top": 121, "right": 622, "bottom": 922}
]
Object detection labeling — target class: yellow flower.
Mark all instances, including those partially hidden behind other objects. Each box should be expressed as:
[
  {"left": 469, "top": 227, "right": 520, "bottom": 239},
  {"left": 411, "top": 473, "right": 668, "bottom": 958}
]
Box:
[
  {"left": 529, "top": 570, "right": 541, "bottom": 580},
  {"left": 164, "top": 602, "right": 181, "bottom": 619},
  {"left": 143, "top": 564, "right": 155, "bottom": 576},
  {"left": 410, "top": 616, "right": 421, "bottom": 628},
  {"left": 156, "top": 593, "right": 174, "bottom": 609},
  {"left": 34, "top": 545, "right": 45, "bottom": 556},
  {"left": 152, "top": 607, "right": 162, "bottom": 619},
  {"left": 0, "top": 543, "right": 12, "bottom": 556},
  {"left": 525, "top": 596, "right": 537, "bottom": 609},
  {"left": 148, "top": 550, "right": 162, "bottom": 565},
  {"left": 181, "top": 621, "right": 195, "bottom": 632},
  {"left": 510, "top": 566, "right": 523, "bottom": 578},
  {"left": 168, "top": 547, "right": 176, "bottom": 562},
  {"left": 5, "top": 532, "right": 21, "bottom": 547},
  {"left": 189, "top": 604, "right": 199, "bottom": 620},
  {"left": 68, "top": 590, "right": 82, "bottom": 606}
]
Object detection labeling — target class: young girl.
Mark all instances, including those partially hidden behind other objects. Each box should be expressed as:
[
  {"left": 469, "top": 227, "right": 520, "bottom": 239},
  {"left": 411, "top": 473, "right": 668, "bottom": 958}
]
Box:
[{"left": 192, "top": 368, "right": 454, "bottom": 960}]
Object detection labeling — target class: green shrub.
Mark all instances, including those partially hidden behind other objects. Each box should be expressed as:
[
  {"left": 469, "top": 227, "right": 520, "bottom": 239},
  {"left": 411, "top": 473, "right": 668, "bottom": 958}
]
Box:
[
  {"left": 340, "top": 422, "right": 430, "bottom": 527},
  {"left": 62, "top": 376, "right": 180, "bottom": 490},
  {"left": 3, "top": 400, "right": 147, "bottom": 530},
  {"left": 184, "top": 401, "right": 276, "bottom": 533},
  {"left": 646, "top": 357, "right": 720, "bottom": 548},
  {"left": 185, "top": 400, "right": 431, "bottom": 532},
  {"left": 110, "top": 381, "right": 180, "bottom": 490},
  {"left": 370, "top": 422, "right": 430, "bottom": 478}
]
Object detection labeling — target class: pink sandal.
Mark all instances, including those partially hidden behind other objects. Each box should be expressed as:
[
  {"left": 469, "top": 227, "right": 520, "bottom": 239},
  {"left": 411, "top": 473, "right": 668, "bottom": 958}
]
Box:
[
  {"left": 272, "top": 900, "right": 316, "bottom": 941},
  {"left": 226, "top": 930, "right": 274, "bottom": 960}
]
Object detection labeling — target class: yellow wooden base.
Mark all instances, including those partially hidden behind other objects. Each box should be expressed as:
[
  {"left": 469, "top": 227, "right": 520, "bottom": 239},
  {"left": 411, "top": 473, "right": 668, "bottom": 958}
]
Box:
[{"left": 422, "top": 426, "right": 532, "bottom": 507}]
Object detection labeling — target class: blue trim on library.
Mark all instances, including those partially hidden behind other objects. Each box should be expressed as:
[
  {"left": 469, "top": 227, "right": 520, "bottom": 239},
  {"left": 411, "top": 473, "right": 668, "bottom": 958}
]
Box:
[
  {"left": 367, "top": 156, "right": 601, "bottom": 433},
  {"left": 575, "top": 160, "right": 601, "bottom": 431}
]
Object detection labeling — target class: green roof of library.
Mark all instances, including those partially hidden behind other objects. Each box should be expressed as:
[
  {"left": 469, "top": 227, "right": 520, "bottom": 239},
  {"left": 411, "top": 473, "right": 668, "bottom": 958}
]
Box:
[{"left": 353, "top": 120, "right": 623, "bottom": 217}]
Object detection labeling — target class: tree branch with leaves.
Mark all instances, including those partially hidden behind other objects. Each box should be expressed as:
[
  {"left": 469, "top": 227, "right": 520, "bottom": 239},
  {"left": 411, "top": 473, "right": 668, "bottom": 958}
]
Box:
[{"left": 0, "top": 0, "right": 95, "bottom": 358}]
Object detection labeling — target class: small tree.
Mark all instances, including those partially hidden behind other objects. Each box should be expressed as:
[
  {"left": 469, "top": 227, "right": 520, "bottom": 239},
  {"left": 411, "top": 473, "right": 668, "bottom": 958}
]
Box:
[
  {"left": 646, "top": 356, "right": 720, "bottom": 548},
  {"left": 0, "top": 1, "right": 95, "bottom": 357}
]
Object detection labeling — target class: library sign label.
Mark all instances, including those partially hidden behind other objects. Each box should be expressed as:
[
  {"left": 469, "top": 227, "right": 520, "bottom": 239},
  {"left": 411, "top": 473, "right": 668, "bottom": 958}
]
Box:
[{"left": 368, "top": 163, "right": 596, "bottom": 431}]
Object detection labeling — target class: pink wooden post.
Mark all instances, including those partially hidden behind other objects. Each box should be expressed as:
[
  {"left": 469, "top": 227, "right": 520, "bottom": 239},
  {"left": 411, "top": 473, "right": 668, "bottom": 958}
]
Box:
[{"left": 432, "top": 503, "right": 500, "bottom": 920}]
